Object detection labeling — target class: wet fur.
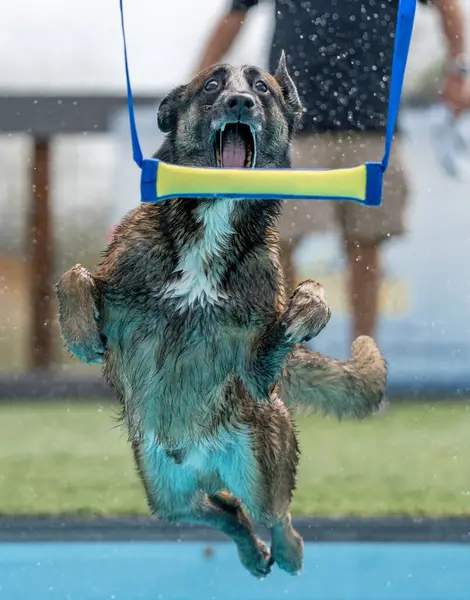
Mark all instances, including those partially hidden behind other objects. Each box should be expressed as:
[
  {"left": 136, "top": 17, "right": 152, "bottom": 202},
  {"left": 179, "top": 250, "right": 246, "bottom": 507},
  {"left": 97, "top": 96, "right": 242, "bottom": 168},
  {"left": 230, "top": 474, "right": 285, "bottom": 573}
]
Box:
[{"left": 56, "top": 55, "right": 386, "bottom": 578}]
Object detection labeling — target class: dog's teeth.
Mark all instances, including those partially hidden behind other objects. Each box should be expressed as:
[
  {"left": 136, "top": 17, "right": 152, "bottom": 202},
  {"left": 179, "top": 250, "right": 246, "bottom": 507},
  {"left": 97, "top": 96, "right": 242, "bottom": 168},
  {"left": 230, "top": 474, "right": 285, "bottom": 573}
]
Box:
[
  {"left": 245, "top": 147, "right": 253, "bottom": 168},
  {"left": 220, "top": 124, "right": 226, "bottom": 166},
  {"left": 253, "top": 138, "right": 257, "bottom": 169}
]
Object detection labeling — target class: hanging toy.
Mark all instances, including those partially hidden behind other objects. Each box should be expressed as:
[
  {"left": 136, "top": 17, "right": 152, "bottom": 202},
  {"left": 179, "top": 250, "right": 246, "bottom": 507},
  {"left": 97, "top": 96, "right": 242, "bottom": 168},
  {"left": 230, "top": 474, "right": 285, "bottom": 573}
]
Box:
[{"left": 119, "top": 0, "right": 416, "bottom": 207}]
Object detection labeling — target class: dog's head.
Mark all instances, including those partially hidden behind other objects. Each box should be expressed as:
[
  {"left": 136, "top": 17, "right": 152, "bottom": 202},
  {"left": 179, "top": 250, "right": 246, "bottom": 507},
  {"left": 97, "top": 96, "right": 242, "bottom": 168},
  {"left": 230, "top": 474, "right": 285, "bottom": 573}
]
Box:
[{"left": 156, "top": 52, "right": 302, "bottom": 169}]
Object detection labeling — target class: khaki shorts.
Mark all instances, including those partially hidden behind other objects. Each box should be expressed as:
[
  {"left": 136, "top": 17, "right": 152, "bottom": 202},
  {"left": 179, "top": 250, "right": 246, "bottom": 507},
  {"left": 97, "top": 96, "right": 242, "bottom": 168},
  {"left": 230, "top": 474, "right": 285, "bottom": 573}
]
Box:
[{"left": 278, "top": 131, "right": 408, "bottom": 243}]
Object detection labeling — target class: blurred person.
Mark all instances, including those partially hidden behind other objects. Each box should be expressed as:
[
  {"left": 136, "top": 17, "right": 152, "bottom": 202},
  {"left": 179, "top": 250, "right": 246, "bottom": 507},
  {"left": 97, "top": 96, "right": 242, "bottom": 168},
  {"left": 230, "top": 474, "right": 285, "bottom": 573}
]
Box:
[{"left": 194, "top": 0, "right": 470, "bottom": 341}]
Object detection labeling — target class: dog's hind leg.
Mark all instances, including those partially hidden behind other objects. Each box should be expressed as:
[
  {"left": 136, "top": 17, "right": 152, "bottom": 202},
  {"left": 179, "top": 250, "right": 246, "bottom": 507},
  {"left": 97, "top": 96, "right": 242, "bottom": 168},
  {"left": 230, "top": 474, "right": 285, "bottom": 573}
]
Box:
[
  {"left": 268, "top": 512, "right": 303, "bottom": 576},
  {"left": 216, "top": 408, "right": 303, "bottom": 576},
  {"left": 253, "top": 402, "right": 304, "bottom": 576},
  {"left": 55, "top": 264, "right": 106, "bottom": 364},
  {"left": 132, "top": 441, "right": 272, "bottom": 579},
  {"left": 256, "top": 409, "right": 303, "bottom": 577},
  {"left": 192, "top": 493, "right": 273, "bottom": 579}
]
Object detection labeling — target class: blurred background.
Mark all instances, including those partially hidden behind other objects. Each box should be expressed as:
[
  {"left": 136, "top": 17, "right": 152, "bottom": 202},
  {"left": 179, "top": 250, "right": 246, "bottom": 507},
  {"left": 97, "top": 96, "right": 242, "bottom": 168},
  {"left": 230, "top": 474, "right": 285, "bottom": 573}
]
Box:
[{"left": 1, "top": 0, "right": 470, "bottom": 521}]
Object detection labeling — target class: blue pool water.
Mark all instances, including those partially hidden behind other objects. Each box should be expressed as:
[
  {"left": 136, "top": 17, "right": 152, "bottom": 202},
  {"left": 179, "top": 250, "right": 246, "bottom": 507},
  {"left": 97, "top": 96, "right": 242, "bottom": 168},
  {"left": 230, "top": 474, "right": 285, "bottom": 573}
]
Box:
[{"left": 1, "top": 542, "right": 469, "bottom": 600}]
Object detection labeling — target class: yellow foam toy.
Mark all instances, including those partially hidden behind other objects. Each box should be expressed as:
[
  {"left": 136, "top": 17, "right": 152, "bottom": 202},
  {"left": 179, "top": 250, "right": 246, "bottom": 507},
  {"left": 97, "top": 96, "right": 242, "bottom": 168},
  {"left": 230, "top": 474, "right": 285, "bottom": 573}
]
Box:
[
  {"left": 120, "top": 0, "right": 416, "bottom": 208},
  {"left": 155, "top": 163, "right": 368, "bottom": 203}
]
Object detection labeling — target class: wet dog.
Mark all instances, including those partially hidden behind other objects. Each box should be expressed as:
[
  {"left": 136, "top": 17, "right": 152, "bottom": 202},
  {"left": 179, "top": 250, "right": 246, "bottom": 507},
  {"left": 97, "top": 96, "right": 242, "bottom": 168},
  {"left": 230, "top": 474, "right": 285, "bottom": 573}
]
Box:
[{"left": 56, "top": 53, "right": 386, "bottom": 578}]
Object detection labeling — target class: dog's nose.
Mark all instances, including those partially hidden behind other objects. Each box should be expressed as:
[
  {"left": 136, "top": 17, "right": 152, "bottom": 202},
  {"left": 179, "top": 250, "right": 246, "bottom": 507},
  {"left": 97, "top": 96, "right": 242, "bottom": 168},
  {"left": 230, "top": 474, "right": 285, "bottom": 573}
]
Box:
[{"left": 224, "top": 94, "right": 255, "bottom": 118}]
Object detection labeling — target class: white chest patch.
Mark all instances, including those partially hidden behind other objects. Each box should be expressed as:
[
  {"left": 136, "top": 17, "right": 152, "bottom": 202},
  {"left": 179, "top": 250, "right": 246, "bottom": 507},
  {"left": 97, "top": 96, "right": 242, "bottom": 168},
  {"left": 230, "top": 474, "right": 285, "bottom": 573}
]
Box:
[{"left": 163, "top": 200, "right": 236, "bottom": 309}]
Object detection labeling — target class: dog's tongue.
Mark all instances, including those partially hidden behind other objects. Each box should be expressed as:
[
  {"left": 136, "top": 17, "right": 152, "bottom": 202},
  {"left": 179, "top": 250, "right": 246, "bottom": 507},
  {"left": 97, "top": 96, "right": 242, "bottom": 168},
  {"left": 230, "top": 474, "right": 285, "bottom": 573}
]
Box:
[{"left": 222, "top": 129, "right": 246, "bottom": 168}]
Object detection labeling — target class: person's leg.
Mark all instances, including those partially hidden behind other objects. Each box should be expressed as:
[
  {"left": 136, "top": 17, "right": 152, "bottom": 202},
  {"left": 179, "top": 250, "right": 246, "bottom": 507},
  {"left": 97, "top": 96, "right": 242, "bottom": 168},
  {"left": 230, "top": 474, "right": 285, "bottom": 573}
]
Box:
[
  {"left": 345, "top": 238, "right": 380, "bottom": 339},
  {"left": 278, "top": 238, "right": 297, "bottom": 295},
  {"left": 277, "top": 135, "right": 336, "bottom": 296},
  {"left": 333, "top": 132, "right": 408, "bottom": 341}
]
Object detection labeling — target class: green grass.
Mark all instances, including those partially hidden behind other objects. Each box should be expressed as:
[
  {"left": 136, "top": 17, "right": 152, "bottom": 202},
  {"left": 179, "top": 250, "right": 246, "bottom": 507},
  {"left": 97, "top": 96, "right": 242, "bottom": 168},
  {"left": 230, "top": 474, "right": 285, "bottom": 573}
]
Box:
[{"left": 1, "top": 401, "right": 470, "bottom": 517}]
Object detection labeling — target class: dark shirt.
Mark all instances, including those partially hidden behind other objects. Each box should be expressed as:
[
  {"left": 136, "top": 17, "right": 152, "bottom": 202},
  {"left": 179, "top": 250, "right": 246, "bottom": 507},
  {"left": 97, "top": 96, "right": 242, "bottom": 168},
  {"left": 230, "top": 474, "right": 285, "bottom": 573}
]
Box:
[{"left": 230, "top": 0, "right": 400, "bottom": 134}]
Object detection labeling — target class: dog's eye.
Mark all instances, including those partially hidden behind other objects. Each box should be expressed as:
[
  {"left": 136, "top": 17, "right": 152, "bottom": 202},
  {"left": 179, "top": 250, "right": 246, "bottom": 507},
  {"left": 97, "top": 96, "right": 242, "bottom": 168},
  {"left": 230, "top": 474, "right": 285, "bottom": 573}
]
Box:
[
  {"left": 204, "top": 79, "right": 219, "bottom": 92},
  {"left": 255, "top": 80, "right": 268, "bottom": 93}
]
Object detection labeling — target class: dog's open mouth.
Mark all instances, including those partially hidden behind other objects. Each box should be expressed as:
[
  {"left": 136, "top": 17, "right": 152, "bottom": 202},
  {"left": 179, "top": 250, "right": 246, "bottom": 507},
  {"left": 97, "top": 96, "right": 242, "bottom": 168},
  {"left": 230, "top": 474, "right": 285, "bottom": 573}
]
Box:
[{"left": 214, "top": 123, "right": 256, "bottom": 168}]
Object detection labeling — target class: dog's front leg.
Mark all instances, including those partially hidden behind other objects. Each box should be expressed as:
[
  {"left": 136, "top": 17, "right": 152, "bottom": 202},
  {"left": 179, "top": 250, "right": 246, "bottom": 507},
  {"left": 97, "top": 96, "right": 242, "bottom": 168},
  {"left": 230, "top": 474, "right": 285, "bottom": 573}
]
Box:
[
  {"left": 282, "top": 279, "right": 331, "bottom": 344},
  {"left": 55, "top": 264, "right": 107, "bottom": 364},
  {"left": 247, "top": 280, "right": 331, "bottom": 400}
]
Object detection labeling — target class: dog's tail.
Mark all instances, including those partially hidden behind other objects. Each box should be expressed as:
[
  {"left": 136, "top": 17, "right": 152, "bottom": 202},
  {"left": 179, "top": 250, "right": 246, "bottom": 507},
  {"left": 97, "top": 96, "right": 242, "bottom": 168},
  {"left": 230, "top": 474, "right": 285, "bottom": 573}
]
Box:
[{"left": 278, "top": 335, "right": 387, "bottom": 418}]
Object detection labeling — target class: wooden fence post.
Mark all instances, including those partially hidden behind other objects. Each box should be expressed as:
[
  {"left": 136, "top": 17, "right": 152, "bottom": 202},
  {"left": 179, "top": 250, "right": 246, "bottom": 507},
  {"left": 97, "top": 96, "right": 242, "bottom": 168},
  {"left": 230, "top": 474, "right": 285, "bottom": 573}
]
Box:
[{"left": 29, "top": 137, "right": 53, "bottom": 371}]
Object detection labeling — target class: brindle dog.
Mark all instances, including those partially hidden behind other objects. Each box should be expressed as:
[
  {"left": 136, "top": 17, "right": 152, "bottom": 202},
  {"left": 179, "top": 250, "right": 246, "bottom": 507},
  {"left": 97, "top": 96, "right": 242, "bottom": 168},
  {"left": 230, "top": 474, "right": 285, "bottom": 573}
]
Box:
[{"left": 56, "top": 53, "right": 386, "bottom": 578}]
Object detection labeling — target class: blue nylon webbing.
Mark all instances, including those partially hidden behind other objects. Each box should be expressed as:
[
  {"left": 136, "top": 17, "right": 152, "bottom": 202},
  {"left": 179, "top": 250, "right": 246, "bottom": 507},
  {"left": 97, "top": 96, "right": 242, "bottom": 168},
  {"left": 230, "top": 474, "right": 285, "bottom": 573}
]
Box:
[
  {"left": 119, "top": 0, "right": 416, "bottom": 179},
  {"left": 119, "top": 0, "right": 143, "bottom": 168},
  {"left": 381, "top": 0, "right": 417, "bottom": 171}
]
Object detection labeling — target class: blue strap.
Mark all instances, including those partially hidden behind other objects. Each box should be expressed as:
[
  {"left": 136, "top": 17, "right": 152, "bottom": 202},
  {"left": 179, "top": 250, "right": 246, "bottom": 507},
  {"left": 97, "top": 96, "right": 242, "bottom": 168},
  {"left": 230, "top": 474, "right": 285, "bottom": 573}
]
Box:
[
  {"left": 382, "top": 0, "right": 417, "bottom": 171},
  {"left": 119, "top": 0, "right": 143, "bottom": 168}
]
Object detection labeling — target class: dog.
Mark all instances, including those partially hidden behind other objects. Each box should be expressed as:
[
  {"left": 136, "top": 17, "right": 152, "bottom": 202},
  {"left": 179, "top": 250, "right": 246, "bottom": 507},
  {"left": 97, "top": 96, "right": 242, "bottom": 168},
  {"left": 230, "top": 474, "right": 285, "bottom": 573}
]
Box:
[{"left": 56, "top": 53, "right": 386, "bottom": 578}]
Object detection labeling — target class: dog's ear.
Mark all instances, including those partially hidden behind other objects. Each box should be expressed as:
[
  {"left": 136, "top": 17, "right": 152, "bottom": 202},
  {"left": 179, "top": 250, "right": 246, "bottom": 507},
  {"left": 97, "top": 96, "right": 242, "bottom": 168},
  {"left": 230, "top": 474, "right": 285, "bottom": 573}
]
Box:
[
  {"left": 274, "top": 51, "right": 302, "bottom": 119},
  {"left": 157, "top": 85, "right": 186, "bottom": 133}
]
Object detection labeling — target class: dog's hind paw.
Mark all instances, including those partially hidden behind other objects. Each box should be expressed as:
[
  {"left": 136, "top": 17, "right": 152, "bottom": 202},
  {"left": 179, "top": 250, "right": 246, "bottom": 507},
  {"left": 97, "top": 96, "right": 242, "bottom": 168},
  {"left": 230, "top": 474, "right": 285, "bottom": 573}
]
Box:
[
  {"left": 238, "top": 538, "right": 273, "bottom": 579},
  {"left": 271, "top": 524, "right": 304, "bottom": 576}
]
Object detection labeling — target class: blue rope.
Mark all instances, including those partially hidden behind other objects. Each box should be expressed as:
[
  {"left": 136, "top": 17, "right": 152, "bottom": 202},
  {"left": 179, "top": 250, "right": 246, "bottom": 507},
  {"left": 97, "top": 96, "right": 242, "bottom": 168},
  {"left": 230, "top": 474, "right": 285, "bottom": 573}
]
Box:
[
  {"left": 119, "top": 0, "right": 143, "bottom": 168},
  {"left": 382, "top": 0, "right": 417, "bottom": 171}
]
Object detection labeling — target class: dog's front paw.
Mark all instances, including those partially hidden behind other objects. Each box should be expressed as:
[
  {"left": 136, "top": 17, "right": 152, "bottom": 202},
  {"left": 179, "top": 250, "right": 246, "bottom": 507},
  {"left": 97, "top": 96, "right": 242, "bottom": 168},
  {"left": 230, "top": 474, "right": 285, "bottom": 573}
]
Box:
[
  {"left": 237, "top": 537, "right": 273, "bottom": 580},
  {"left": 56, "top": 264, "right": 107, "bottom": 365},
  {"left": 282, "top": 280, "right": 331, "bottom": 344},
  {"left": 67, "top": 331, "right": 107, "bottom": 365}
]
